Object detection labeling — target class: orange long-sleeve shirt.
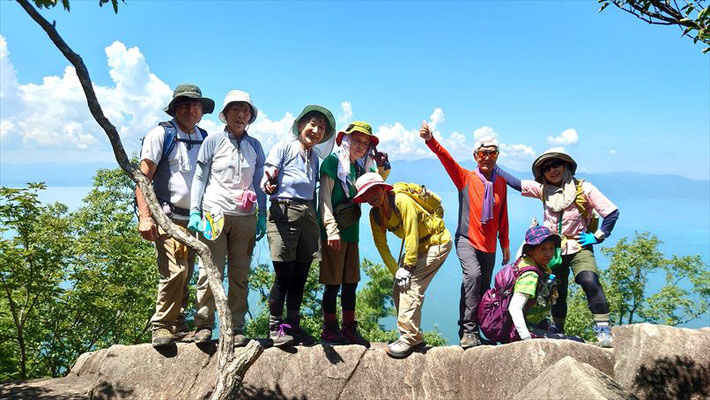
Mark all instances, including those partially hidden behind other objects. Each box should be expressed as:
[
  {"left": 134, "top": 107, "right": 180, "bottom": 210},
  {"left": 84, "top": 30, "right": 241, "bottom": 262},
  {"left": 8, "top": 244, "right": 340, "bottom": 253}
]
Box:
[{"left": 426, "top": 137, "right": 509, "bottom": 253}]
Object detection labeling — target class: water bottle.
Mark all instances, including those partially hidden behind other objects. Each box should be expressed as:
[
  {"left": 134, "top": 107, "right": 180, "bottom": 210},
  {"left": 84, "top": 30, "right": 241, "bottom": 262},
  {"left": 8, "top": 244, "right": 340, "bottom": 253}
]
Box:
[{"left": 537, "top": 274, "right": 557, "bottom": 306}]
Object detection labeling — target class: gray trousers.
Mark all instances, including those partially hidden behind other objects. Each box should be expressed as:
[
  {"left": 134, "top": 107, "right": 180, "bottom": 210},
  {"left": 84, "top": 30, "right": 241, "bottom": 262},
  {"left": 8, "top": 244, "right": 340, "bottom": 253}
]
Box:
[{"left": 456, "top": 235, "right": 496, "bottom": 338}]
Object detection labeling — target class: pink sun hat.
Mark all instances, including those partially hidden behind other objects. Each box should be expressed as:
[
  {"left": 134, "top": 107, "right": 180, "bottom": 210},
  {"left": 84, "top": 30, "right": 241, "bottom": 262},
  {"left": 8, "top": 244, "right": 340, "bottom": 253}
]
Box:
[{"left": 353, "top": 172, "right": 393, "bottom": 203}]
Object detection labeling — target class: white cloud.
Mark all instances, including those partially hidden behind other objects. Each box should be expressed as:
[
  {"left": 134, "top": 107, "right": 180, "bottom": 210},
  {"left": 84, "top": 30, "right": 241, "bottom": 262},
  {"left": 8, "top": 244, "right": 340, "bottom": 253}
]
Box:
[
  {"left": 545, "top": 146, "right": 567, "bottom": 153},
  {"left": 0, "top": 37, "right": 172, "bottom": 159},
  {"left": 546, "top": 128, "right": 578, "bottom": 146},
  {"left": 609, "top": 149, "right": 617, "bottom": 155},
  {"left": 248, "top": 110, "right": 296, "bottom": 151},
  {"left": 499, "top": 142, "right": 536, "bottom": 170},
  {"left": 337, "top": 101, "right": 352, "bottom": 125}
]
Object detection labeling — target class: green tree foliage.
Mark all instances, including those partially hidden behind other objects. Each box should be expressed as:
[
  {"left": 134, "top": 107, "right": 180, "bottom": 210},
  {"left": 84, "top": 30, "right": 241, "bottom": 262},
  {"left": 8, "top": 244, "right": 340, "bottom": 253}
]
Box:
[
  {"left": 599, "top": 0, "right": 710, "bottom": 52},
  {"left": 0, "top": 166, "right": 157, "bottom": 380},
  {"left": 32, "top": 0, "right": 123, "bottom": 14},
  {"left": 565, "top": 232, "right": 710, "bottom": 340},
  {"left": 0, "top": 183, "right": 71, "bottom": 380},
  {"left": 244, "top": 258, "right": 447, "bottom": 346}
]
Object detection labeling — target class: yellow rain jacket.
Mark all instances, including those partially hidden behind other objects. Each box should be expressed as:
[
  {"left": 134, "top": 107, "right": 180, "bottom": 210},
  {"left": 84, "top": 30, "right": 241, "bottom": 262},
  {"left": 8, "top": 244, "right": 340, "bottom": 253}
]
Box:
[{"left": 370, "top": 192, "right": 451, "bottom": 274}]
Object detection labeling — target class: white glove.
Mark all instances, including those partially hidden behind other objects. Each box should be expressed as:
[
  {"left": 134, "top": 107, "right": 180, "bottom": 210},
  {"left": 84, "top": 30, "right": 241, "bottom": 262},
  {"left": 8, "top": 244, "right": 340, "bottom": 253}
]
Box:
[{"left": 395, "top": 267, "right": 411, "bottom": 290}]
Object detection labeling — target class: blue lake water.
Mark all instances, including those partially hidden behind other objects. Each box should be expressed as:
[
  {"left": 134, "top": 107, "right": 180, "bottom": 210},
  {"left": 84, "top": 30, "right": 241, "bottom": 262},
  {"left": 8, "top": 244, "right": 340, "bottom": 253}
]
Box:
[{"left": 37, "top": 186, "right": 710, "bottom": 343}]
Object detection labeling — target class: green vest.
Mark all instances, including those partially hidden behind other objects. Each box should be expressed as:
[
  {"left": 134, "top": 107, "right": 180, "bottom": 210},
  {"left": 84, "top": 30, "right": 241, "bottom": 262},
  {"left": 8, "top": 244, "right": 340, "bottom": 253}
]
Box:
[{"left": 319, "top": 154, "right": 371, "bottom": 243}]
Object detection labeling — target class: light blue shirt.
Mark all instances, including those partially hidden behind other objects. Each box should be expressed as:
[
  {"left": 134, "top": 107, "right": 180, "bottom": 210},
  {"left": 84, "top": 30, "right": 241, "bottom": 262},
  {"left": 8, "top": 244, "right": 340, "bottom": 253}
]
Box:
[{"left": 262, "top": 139, "right": 319, "bottom": 201}]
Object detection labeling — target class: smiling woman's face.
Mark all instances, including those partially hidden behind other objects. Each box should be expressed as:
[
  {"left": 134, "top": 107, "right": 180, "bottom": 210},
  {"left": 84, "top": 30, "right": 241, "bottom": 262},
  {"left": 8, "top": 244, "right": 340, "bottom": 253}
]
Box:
[
  {"left": 298, "top": 112, "right": 327, "bottom": 150},
  {"left": 542, "top": 159, "right": 566, "bottom": 185}
]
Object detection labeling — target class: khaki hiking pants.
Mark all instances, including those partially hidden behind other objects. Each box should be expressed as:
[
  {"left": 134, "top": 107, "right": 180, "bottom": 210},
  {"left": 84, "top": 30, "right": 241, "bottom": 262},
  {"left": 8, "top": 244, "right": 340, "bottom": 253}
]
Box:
[
  {"left": 194, "top": 214, "right": 256, "bottom": 332},
  {"left": 151, "top": 218, "right": 196, "bottom": 332},
  {"left": 393, "top": 239, "right": 452, "bottom": 346}
]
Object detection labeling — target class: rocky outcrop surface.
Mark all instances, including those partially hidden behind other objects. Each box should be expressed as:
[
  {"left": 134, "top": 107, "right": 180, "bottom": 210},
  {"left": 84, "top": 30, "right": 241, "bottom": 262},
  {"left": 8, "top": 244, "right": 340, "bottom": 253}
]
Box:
[
  {"left": 613, "top": 323, "right": 710, "bottom": 400},
  {"left": 1, "top": 324, "right": 708, "bottom": 399}
]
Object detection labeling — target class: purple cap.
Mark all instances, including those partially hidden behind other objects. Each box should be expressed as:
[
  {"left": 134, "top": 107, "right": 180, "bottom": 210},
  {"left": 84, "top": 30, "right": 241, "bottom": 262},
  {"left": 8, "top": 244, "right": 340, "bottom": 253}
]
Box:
[{"left": 524, "top": 225, "right": 561, "bottom": 248}]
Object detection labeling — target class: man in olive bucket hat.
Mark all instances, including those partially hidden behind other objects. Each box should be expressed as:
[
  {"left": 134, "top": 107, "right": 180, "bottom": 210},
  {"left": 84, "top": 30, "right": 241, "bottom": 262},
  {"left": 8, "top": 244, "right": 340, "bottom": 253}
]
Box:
[
  {"left": 260, "top": 105, "right": 336, "bottom": 347},
  {"left": 135, "top": 83, "right": 215, "bottom": 347}
]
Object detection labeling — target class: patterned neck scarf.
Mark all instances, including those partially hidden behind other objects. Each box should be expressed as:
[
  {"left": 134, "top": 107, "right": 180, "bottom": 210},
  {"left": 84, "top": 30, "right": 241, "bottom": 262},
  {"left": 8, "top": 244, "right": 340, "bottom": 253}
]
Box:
[{"left": 475, "top": 167, "right": 497, "bottom": 224}]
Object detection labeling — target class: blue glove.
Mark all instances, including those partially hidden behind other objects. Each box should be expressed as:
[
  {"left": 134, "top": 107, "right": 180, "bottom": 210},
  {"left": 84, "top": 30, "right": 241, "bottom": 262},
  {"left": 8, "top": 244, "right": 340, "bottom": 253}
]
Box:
[
  {"left": 188, "top": 211, "right": 203, "bottom": 232},
  {"left": 255, "top": 214, "right": 266, "bottom": 241},
  {"left": 576, "top": 232, "right": 598, "bottom": 247}
]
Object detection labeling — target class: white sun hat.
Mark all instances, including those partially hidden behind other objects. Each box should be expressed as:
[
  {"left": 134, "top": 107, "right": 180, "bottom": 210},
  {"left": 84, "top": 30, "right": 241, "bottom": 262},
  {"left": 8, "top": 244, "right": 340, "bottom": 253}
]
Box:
[{"left": 219, "top": 90, "right": 257, "bottom": 124}]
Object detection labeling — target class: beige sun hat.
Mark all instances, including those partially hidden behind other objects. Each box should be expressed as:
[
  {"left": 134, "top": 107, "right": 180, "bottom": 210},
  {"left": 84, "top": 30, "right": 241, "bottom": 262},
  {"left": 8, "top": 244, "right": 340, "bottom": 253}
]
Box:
[
  {"left": 532, "top": 149, "right": 578, "bottom": 183},
  {"left": 218, "top": 90, "right": 257, "bottom": 124}
]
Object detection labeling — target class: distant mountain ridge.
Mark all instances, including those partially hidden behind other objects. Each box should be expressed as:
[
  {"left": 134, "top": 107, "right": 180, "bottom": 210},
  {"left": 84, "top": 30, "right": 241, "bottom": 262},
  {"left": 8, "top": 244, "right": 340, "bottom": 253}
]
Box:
[{"left": 2, "top": 160, "right": 708, "bottom": 202}]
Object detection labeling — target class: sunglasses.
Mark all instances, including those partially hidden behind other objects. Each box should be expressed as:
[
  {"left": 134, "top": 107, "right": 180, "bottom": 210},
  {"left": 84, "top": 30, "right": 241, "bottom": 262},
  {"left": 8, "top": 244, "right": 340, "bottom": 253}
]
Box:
[
  {"left": 476, "top": 149, "right": 499, "bottom": 159},
  {"left": 541, "top": 160, "right": 564, "bottom": 173}
]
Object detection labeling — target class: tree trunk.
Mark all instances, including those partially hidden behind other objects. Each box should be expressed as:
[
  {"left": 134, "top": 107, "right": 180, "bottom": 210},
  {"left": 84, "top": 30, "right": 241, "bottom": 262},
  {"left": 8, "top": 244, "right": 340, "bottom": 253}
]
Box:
[{"left": 16, "top": 1, "right": 263, "bottom": 398}]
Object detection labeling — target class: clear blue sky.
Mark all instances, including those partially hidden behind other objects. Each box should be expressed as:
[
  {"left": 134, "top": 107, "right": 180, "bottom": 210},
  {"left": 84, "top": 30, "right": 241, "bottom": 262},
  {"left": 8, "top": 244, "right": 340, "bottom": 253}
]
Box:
[{"left": 1, "top": 1, "right": 708, "bottom": 178}]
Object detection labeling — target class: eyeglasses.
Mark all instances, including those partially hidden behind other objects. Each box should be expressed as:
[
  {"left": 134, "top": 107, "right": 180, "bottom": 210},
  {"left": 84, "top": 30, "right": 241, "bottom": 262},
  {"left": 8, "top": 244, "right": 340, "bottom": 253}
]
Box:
[
  {"left": 476, "top": 150, "right": 499, "bottom": 159},
  {"left": 541, "top": 160, "right": 564, "bottom": 173}
]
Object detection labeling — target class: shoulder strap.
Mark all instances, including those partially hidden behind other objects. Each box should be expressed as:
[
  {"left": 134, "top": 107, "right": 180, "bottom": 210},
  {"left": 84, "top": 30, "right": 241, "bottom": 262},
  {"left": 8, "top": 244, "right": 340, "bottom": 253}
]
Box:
[
  {"left": 158, "top": 121, "right": 177, "bottom": 164},
  {"left": 516, "top": 264, "right": 543, "bottom": 278}
]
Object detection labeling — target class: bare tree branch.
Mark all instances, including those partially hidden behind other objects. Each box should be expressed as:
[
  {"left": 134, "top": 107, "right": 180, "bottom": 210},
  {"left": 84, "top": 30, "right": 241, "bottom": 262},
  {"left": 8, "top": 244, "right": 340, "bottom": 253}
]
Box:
[{"left": 16, "top": 0, "right": 263, "bottom": 397}]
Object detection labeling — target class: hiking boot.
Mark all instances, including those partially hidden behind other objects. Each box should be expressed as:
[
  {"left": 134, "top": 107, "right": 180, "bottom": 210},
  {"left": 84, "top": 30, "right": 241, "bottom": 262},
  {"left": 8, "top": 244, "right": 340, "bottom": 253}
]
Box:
[
  {"left": 174, "top": 329, "right": 195, "bottom": 343},
  {"left": 152, "top": 328, "right": 174, "bottom": 347},
  {"left": 233, "top": 329, "right": 248, "bottom": 347},
  {"left": 341, "top": 321, "right": 370, "bottom": 348},
  {"left": 386, "top": 339, "right": 424, "bottom": 359},
  {"left": 460, "top": 332, "right": 481, "bottom": 349},
  {"left": 285, "top": 316, "right": 316, "bottom": 345},
  {"left": 269, "top": 324, "right": 295, "bottom": 348},
  {"left": 321, "top": 321, "right": 348, "bottom": 345},
  {"left": 593, "top": 325, "right": 613, "bottom": 348},
  {"left": 194, "top": 328, "right": 212, "bottom": 344}
]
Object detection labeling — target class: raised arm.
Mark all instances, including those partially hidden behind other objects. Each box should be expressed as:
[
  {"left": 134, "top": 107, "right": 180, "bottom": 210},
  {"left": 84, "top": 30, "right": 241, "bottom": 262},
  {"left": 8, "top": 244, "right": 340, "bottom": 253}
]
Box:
[
  {"left": 419, "top": 121, "right": 467, "bottom": 190},
  {"left": 494, "top": 166, "right": 522, "bottom": 192}
]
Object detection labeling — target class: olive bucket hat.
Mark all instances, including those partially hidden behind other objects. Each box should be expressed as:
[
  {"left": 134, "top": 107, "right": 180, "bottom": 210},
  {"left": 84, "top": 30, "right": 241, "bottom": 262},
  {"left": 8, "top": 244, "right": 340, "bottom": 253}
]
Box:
[
  {"left": 164, "top": 83, "right": 215, "bottom": 117},
  {"left": 336, "top": 121, "right": 379, "bottom": 146},
  {"left": 532, "top": 149, "right": 578, "bottom": 183},
  {"left": 291, "top": 105, "right": 336, "bottom": 144}
]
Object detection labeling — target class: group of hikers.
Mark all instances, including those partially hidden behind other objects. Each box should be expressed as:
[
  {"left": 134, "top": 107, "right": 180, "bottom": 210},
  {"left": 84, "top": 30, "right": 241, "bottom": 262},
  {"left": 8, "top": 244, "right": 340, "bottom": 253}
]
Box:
[{"left": 135, "top": 83, "right": 620, "bottom": 359}]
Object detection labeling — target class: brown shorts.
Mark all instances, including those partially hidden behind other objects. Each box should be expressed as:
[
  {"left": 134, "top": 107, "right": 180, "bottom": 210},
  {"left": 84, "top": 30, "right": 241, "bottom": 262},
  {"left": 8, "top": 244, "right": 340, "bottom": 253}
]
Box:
[
  {"left": 266, "top": 200, "right": 320, "bottom": 263},
  {"left": 319, "top": 241, "right": 360, "bottom": 285}
]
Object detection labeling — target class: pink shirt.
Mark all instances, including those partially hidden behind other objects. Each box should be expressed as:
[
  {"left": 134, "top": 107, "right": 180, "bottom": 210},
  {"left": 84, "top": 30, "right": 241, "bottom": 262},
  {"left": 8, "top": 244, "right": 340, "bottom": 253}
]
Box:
[{"left": 521, "top": 180, "right": 618, "bottom": 255}]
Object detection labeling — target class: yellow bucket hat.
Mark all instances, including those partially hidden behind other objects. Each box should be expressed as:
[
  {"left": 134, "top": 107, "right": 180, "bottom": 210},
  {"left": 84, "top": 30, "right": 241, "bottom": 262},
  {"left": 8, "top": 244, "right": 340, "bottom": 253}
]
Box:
[{"left": 336, "top": 121, "right": 379, "bottom": 146}]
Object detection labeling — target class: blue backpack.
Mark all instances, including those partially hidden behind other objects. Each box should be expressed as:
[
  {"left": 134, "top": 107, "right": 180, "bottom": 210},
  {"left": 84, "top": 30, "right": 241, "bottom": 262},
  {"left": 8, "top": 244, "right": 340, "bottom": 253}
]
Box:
[{"left": 155, "top": 121, "right": 208, "bottom": 165}]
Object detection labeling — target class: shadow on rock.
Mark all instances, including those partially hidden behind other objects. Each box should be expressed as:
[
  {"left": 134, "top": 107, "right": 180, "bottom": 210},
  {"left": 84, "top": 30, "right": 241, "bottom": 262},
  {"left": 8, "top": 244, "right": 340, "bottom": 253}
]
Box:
[
  {"left": 153, "top": 343, "right": 178, "bottom": 358},
  {"left": 196, "top": 341, "right": 217, "bottom": 356},
  {"left": 0, "top": 383, "right": 54, "bottom": 400},
  {"left": 321, "top": 343, "right": 344, "bottom": 364},
  {"left": 90, "top": 380, "right": 134, "bottom": 399},
  {"left": 238, "top": 383, "right": 308, "bottom": 400},
  {"left": 634, "top": 355, "right": 709, "bottom": 400}
]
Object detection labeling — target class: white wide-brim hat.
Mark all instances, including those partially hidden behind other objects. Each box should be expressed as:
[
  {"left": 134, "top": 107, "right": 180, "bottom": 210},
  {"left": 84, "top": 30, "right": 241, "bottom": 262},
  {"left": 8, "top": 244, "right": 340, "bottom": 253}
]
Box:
[
  {"left": 219, "top": 90, "right": 257, "bottom": 124},
  {"left": 353, "top": 172, "right": 393, "bottom": 203}
]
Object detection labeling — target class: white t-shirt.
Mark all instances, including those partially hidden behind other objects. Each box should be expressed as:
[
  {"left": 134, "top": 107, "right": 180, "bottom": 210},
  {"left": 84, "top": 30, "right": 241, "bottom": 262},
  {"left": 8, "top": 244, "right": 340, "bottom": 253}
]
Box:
[{"left": 140, "top": 121, "right": 204, "bottom": 218}]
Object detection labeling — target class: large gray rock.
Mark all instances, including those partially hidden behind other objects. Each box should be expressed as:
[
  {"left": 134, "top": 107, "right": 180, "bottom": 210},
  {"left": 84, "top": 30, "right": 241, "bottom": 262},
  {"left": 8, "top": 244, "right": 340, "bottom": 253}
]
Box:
[
  {"left": 512, "top": 356, "right": 638, "bottom": 400},
  {"left": 5, "top": 324, "right": 709, "bottom": 400},
  {"left": 236, "top": 343, "right": 367, "bottom": 400},
  {"left": 338, "top": 344, "right": 463, "bottom": 400},
  {"left": 613, "top": 323, "right": 710, "bottom": 400},
  {"left": 460, "top": 339, "right": 614, "bottom": 400}
]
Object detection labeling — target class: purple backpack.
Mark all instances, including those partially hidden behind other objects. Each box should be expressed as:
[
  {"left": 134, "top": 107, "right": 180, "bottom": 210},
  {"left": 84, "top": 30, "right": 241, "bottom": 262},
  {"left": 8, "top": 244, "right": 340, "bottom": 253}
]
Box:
[{"left": 477, "top": 259, "right": 542, "bottom": 343}]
